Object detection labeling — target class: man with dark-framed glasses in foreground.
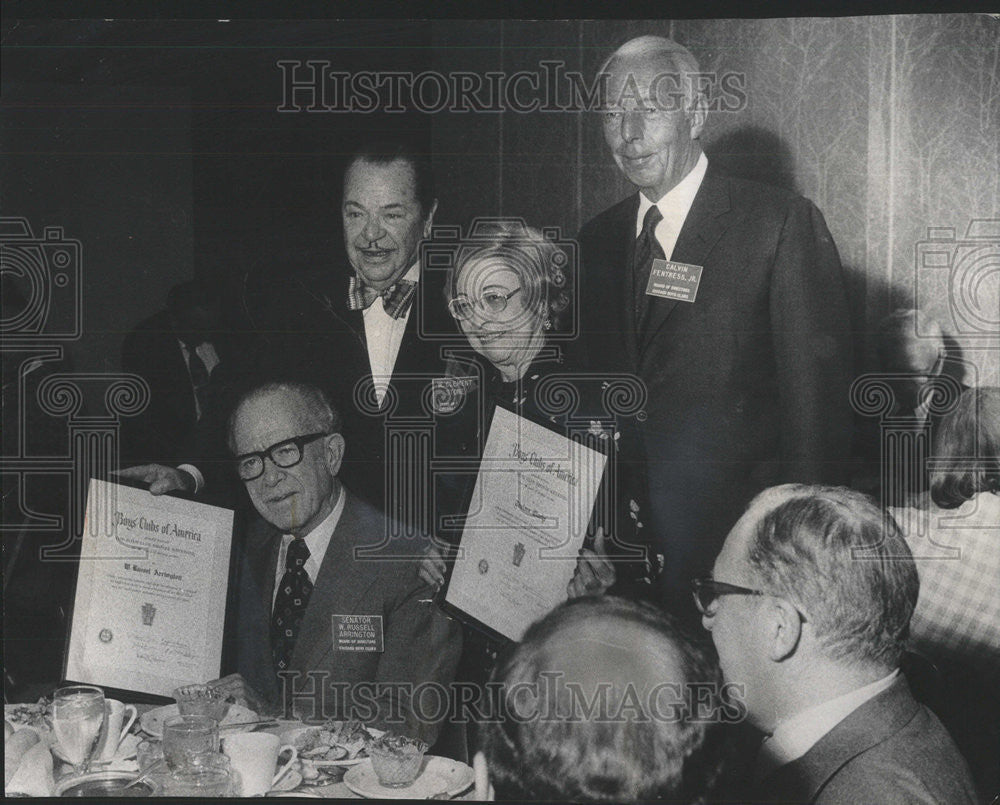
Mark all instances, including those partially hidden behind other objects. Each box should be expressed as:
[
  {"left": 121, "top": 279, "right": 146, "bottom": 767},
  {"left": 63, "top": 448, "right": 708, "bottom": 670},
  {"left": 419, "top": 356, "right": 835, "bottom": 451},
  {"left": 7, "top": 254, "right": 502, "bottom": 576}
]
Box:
[
  {"left": 695, "top": 484, "right": 976, "bottom": 804},
  {"left": 210, "top": 380, "right": 461, "bottom": 744}
]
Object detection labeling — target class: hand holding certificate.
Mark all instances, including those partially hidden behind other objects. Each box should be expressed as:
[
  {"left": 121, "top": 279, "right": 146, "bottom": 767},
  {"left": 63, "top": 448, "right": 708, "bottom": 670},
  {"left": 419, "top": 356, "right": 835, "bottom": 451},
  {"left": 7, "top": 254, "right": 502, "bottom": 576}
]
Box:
[
  {"left": 64, "top": 479, "right": 234, "bottom": 697},
  {"left": 443, "top": 407, "right": 608, "bottom": 642}
]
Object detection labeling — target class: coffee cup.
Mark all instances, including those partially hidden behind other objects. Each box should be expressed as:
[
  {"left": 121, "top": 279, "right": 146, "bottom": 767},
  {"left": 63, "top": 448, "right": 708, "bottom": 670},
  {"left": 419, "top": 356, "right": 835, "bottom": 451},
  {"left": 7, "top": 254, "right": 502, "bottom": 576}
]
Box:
[
  {"left": 95, "top": 699, "right": 138, "bottom": 763},
  {"left": 222, "top": 732, "right": 297, "bottom": 796}
]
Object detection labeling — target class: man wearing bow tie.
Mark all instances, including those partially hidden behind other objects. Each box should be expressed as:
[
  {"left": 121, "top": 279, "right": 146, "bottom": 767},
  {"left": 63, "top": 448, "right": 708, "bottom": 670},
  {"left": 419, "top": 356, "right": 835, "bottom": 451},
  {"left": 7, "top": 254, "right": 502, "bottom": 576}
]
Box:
[
  {"left": 248, "top": 139, "right": 458, "bottom": 526},
  {"left": 120, "top": 139, "right": 459, "bottom": 528}
]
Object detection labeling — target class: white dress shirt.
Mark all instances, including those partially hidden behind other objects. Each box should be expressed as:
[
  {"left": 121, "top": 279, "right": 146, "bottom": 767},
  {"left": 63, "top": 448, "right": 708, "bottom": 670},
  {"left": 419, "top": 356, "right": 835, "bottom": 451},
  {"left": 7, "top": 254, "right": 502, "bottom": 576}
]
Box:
[
  {"left": 635, "top": 151, "right": 709, "bottom": 260},
  {"left": 757, "top": 668, "right": 900, "bottom": 776},
  {"left": 272, "top": 484, "right": 346, "bottom": 610},
  {"left": 362, "top": 261, "right": 420, "bottom": 408}
]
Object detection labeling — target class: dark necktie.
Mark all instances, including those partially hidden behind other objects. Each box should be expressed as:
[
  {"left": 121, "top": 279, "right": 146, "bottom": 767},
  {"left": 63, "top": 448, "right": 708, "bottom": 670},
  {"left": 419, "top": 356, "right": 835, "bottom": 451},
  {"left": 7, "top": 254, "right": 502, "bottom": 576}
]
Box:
[
  {"left": 184, "top": 343, "right": 211, "bottom": 420},
  {"left": 347, "top": 276, "right": 417, "bottom": 319},
  {"left": 271, "top": 538, "right": 313, "bottom": 673},
  {"left": 632, "top": 205, "right": 665, "bottom": 333}
]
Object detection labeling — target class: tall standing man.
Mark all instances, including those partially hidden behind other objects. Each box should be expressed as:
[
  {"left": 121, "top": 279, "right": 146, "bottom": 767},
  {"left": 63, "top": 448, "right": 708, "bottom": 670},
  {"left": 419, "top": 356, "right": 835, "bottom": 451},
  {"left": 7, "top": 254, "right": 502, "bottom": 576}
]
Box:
[{"left": 578, "top": 36, "right": 854, "bottom": 611}]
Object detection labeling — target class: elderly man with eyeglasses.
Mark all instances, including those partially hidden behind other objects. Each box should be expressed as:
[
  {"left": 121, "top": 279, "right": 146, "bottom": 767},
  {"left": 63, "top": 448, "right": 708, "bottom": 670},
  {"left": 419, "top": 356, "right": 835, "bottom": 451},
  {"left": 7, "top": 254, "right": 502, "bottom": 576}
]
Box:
[
  {"left": 209, "top": 380, "right": 461, "bottom": 745},
  {"left": 695, "top": 484, "right": 976, "bottom": 804}
]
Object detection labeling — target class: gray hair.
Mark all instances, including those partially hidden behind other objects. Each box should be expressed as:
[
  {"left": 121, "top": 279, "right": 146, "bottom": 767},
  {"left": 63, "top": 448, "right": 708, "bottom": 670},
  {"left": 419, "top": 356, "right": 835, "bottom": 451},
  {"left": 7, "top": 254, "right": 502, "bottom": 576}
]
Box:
[
  {"left": 226, "top": 380, "right": 342, "bottom": 454},
  {"left": 599, "top": 35, "right": 703, "bottom": 110},
  {"left": 744, "top": 484, "right": 919, "bottom": 669}
]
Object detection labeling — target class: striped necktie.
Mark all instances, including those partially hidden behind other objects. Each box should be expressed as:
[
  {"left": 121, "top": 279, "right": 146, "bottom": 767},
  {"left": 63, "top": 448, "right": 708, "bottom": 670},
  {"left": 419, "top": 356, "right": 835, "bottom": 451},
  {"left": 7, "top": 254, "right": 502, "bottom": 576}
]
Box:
[{"left": 632, "top": 205, "right": 665, "bottom": 333}]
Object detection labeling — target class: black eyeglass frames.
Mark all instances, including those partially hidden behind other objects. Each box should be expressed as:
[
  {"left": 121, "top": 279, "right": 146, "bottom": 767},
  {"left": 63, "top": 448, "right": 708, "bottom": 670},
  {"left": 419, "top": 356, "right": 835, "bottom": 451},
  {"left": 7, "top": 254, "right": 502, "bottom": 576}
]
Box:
[{"left": 235, "top": 431, "right": 332, "bottom": 481}]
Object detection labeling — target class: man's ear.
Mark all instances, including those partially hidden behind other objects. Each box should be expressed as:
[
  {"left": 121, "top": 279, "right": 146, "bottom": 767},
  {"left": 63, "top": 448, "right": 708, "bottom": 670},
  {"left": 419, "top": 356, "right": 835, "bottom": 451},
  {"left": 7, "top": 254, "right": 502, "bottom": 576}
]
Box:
[
  {"left": 473, "top": 750, "right": 494, "bottom": 801},
  {"left": 324, "top": 433, "right": 346, "bottom": 477},
  {"left": 767, "top": 597, "right": 803, "bottom": 662},
  {"left": 422, "top": 199, "right": 439, "bottom": 239},
  {"left": 687, "top": 90, "right": 708, "bottom": 140}
]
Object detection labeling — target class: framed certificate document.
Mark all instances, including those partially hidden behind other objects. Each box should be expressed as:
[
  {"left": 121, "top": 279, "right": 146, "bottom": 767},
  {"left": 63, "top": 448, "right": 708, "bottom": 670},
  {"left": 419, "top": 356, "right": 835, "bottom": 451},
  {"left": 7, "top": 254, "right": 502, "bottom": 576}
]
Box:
[
  {"left": 442, "top": 407, "right": 608, "bottom": 642},
  {"left": 64, "top": 479, "right": 234, "bottom": 697}
]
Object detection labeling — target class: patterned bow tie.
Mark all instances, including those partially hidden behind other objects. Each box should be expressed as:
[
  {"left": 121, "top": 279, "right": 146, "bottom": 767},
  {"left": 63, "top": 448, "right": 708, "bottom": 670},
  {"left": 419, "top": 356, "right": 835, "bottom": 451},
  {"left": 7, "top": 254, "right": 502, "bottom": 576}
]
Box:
[{"left": 347, "top": 276, "right": 417, "bottom": 320}]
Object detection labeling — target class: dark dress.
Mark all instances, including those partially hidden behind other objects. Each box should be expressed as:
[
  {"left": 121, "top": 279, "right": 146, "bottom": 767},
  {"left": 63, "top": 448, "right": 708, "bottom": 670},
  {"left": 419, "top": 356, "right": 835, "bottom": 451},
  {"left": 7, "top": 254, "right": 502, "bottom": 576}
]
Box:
[{"left": 428, "top": 344, "right": 659, "bottom": 686}]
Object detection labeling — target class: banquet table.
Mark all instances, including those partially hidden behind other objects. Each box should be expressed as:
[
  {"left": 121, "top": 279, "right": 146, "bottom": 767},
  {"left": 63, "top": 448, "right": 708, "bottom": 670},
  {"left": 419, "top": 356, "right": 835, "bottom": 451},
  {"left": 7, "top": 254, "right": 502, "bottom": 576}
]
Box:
[
  {"left": 121, "top": 702, "right": 475, "bottom": 799},
  {"left": 8, "top": 700, "right": 475, "bottom": 799}
]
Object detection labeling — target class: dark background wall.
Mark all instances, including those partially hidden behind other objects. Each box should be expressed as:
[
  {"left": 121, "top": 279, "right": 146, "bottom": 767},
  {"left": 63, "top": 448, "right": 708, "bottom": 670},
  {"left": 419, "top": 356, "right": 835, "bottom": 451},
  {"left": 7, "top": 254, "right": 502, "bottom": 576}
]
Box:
[{"left": 3, "top": 15, "right": 998, "bottom": 386}]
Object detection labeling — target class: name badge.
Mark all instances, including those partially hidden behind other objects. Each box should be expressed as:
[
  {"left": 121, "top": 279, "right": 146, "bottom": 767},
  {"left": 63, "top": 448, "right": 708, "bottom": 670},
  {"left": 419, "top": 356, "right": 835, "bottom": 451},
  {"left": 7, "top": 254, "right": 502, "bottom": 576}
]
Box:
[
  {"left": 645, "top": 259, "right": 703, "bottom": 303},
  {"left": 331, "top": 614, "right": 384, "bottom": 652},
  {"left": 431, "top": 375, "right": 477, "bottom": 414}
]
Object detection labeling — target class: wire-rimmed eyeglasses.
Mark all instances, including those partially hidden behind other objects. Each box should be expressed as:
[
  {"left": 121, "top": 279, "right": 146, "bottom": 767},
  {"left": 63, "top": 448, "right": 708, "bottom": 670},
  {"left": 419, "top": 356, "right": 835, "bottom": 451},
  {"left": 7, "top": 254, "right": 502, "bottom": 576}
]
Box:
[{"left": 447, "top": 286, "right": 522, "bottom": 321}]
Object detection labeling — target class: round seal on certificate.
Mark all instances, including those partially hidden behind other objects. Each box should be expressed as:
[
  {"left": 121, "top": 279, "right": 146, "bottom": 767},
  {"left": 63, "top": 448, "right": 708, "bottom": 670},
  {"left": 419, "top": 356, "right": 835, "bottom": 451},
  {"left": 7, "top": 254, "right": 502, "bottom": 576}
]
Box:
[
  {"left": 478, "top": 559, "right": 489, "bottom": 575},
  {"left": 99, "top": 628, "right": 113, "bottom": 643}
]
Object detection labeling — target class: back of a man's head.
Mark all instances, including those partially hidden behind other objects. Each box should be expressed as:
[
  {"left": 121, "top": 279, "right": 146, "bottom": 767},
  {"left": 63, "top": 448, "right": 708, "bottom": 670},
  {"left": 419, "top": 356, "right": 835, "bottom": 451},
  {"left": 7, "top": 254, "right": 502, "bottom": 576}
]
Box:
[
  {"left": 481, "top": 597, "right": 725, "bottom": 803},
  {"left": 746, "top": 484, "right": 919, "bottom": 671}
]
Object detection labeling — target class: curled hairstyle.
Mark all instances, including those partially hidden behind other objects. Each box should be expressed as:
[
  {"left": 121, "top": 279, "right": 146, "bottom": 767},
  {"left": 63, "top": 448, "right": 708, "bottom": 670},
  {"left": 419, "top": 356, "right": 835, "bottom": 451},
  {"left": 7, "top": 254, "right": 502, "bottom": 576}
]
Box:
[
  {"left": 745, "top": 485, "right": 919, "bottom": 669},
  {"left": 481, "top": 596, "right": 725, "bottom": 803},
  {"left": 346, "top": 137, "right": 436, "bottom": 218},
  {"left": 226, "top": 380, "right": 342, "bottom": 454},
  {"left": 445, "top": 219, "right": 574, "bottom": 334},
  {"left": 930, "top": 387, "right": 1000, "bottom": 508}
]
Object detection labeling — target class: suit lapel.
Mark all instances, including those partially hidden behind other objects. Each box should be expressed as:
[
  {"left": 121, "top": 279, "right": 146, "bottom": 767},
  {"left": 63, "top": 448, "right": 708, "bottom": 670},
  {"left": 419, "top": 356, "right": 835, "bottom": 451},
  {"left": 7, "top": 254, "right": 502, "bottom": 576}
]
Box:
[
  {"left": 292, "top": 492, "right": 381, "bottom": 673},
  {"left": 246, "top": 516, "right": 282, "bottom": 617},
  {"left": 760, "top": 677, "right": 921, "bottom": 802},
  {"left": 599, "top": 195, "right": 642, "bottom": 368},
  {"left": 640, "top": 172, "right": 734, "bottom": 357}
]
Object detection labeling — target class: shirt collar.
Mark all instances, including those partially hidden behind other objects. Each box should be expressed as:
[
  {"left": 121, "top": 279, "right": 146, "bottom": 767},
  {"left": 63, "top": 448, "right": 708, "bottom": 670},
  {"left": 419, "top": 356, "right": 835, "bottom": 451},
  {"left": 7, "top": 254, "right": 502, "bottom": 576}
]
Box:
[
  {"left": 636, "top": 151, "right": 709, "bottom": 238},
  {"left": 765, "top": 668, "right": 900, "bottom": 767},
  {"left": 283, "top": 483, "right": 346, "bottom": 574},
  {"left": 401, "top": 261, "right": 421, "bottom": 283}
]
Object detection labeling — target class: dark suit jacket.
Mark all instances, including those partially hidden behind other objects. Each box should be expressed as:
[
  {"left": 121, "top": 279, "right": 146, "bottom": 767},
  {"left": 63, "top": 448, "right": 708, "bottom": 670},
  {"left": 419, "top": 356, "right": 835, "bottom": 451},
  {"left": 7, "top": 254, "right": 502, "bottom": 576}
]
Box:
[
  {"left": 577, "top": 171, "right": 854, "bottom": 603},
  {"left": 121, "top": 309, "right": 249, "bottom": 502},
  {"left": 226, "top": 489, "right": 462, "bottom": 744},
  {"left": 753, "top": 677, "right": 978, "bottom": 804},
  {"left": 251, "top": 266, "right": 460, "bottom": 525}
]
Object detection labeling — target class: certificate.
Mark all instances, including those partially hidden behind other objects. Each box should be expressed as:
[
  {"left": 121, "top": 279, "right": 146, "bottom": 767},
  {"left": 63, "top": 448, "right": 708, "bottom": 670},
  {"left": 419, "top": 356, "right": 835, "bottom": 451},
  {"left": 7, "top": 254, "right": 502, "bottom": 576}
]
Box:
[
  {"left": 444, "top": 407, "right": 608, "bottom": 642},
  {"left": 64, "top": 479, "right": 234, "bottom": 697}
]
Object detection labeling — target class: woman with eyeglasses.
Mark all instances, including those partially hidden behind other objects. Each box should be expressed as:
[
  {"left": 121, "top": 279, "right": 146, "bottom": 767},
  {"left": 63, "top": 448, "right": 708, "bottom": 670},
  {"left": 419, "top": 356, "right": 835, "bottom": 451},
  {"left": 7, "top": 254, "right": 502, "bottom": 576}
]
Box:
[{"left": 418, "top": 221, "right": 658, "bottom": 696}]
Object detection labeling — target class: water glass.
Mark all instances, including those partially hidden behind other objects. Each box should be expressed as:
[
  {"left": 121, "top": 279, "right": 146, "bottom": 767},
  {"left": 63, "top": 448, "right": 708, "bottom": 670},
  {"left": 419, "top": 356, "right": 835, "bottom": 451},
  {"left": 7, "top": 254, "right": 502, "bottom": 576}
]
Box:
[
  {"left": 162, "top": 714, "right": 219, "bottom": 770},
  {"left": 136, "top": 738, "right": 164, "bottom": 771},
  {"left": 163, "top": 752, "right": 235, "bottom": 797},
  {"left": 52, "top": 685, "right": 106, "bottom": 776}
]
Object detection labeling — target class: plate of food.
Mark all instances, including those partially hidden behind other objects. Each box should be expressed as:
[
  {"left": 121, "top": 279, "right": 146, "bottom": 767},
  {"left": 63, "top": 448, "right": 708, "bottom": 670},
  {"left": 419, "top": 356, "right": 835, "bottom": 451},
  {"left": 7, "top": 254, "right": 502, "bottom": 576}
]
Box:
[
  {"left": 281, "top": 719, "right": 384, "bottom": 769},
  {"left": 5, "top": 699, "right": 53, "bottom": 738},
  {"left": 139, "top": 703, "right": 257, "bottom": 739}
]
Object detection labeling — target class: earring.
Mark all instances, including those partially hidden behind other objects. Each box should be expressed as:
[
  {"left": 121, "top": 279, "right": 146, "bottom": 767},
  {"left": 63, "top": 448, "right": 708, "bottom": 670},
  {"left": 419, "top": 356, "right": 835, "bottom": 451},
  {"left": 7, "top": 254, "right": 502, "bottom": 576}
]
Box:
[{"left": 543, "top": 319, "right": 552, "bottom": 331}]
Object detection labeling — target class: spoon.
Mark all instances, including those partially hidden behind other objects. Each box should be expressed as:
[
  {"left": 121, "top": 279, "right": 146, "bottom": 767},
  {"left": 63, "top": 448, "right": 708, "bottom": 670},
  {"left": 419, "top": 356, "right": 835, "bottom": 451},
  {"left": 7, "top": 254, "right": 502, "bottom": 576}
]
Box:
[{"left": 119, "top": 756, "right": 166, "bottom": 791}]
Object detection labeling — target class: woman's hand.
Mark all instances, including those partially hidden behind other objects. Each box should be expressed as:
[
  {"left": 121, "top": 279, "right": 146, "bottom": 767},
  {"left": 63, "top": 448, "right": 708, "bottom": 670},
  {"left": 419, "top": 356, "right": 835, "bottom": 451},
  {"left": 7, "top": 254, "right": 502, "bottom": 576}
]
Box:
[
  {"left": 418, "top": 543, "right": 448, "bottom": 588},
  {"left": 568, "top": 528, "right": 616, "bottom": 598}
]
